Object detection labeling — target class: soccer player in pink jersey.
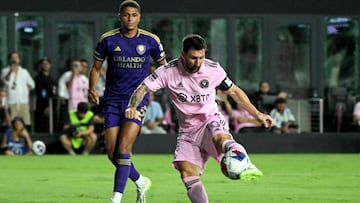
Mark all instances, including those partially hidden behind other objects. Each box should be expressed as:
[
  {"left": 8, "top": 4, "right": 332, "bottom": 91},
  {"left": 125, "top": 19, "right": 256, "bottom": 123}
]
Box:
[{"left": 125, "top": 34, "right": 273, "bottom": 203}]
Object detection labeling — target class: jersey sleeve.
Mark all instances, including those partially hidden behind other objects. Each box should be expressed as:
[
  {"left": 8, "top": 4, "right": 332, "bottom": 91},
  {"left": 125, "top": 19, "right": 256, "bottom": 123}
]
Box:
[
  {"left": 93, "top": 36, "right": 108, "bottom": 62},
  {"left": 212, "top": 61, "right": 233, "bottom": 91},
  {"left": 217, "top": 76, "right": 233, "bottom": 91},
  {"left": 143, "top": 65, "right": 167, "bottom": 92},
  {"left": 150, "top": 37, "right": 166, "bottom": 62}
]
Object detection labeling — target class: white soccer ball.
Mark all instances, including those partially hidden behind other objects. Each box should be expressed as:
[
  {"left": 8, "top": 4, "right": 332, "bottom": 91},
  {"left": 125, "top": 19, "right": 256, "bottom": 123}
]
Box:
[
  {"left": 32, "top": 140, "right": 46, "bottom": 156},
  {"left": 221, "top": 149, "right": 250, "bottom": 180}
]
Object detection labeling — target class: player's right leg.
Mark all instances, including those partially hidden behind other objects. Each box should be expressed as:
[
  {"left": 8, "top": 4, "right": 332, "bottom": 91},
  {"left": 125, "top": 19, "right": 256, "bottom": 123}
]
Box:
[
  {"left": 118, "top": 121, "right": 151, "bottom": 203},
  {"left": 105, "top": 126, "right": 124, "bottom": 203},
  {"left": 213, "top": 134, "right": 263, "bottom": 181}
]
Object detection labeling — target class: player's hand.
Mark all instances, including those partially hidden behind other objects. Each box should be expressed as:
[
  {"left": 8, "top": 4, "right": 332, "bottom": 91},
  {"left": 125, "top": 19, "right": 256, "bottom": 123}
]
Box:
[
  {"left": 258, "top": 113, "right": 273, "bottom": 128},
  {"left": 88, "top": 89, "right": 99, "bottom": 105},
  {"left": 125, "top": 107, "right": 140, "bottom": 119}
]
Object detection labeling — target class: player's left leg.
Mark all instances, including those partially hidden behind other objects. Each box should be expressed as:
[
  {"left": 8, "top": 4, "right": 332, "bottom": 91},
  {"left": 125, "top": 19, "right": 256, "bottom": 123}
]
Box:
[
  {"left": 173, "top": 138, "right": 210, "bottom": 203},
  {"left": 175, "top": 161, "right": 209, "bottom": 203}
]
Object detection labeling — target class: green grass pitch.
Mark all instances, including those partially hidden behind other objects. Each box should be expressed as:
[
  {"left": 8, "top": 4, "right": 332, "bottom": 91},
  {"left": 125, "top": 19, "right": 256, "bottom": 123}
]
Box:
[{"left": 0, "top": 154, "right": 359, "bottom": 203}]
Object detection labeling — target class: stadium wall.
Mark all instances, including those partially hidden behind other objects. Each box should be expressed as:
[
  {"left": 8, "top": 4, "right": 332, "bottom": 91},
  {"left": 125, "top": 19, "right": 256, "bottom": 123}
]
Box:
[
  {"left": 28, "top": 133, "right": 360, "bottom": 154},
  {"left": 132, "top": 133, "right": 360, "bottom": 154}
]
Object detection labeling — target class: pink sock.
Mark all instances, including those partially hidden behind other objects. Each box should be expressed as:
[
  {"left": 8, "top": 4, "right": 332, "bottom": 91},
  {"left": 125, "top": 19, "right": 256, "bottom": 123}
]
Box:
[
  {"left": 221, "top": 140, "right": 247, "bottom": 154},
  {"left": 182, "top": 176, "right": 208, "bottom": 203}
]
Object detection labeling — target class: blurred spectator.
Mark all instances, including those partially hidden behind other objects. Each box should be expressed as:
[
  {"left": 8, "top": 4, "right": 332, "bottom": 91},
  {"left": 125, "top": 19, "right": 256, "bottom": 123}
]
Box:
[
  {"left": 95, "top": 59, "right": 107, "bottom": 98},
  {"left": 0, "top": 88, "right": 11, "bottom": 133},
  {"left": 216, "top": 89, "right": 233, "bottom": 125},
  {"left": 251, "top": 81, "right": 287, "bottom": 114},
  {"left": 67, "top": 59, "right": 89, "bottom": 110},
  {"left": 270, "top": 98, "right": 298, "bottom": 134},
  {"left": 80, "top": 59, "right": 90, "bottom": 76},
  {"left": 231, "top": 101, "right": 268, "bottom": 133},
  {"left": 0, "top": 116, "right": 33, "bottom": 155},
  {"left": 1, "top": 51, "right": 35, "bottom": 129},
  {"left": 352, "top": 101, "right": 360, "bottom": 131},
  {"left": 34, "top": 57, "right": 56, "bottom": 132},
  {"left": 140, "top": 92, "right": 167, "bottom": 134},
  {"left": 57, "top": 59, "right": 73, "bottom": 131},
  {"left": 163, "top": 103, "right": 179, "bottom": 134},
  {"left": 59, "top": 102, "right": 97, "bottom": 155}
]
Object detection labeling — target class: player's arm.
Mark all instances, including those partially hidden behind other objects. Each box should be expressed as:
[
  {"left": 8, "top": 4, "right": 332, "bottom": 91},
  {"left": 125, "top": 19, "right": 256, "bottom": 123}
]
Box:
[
  {"left": 88, "top": 60, "right": 103, "bottom": 105},
  {"left": 125, "top": 83, "right": 152, "bottom": 119}
]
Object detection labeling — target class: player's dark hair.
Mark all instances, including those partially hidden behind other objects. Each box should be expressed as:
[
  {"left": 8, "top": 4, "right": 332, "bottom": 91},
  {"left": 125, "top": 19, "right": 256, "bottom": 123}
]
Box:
[
  {"left": 77, "top": 102, "right": 90, "bottom": 114},
  {"left": 119, "top": 0, "right": 141, "bottom": 12},
  {"left": 182, "top": 34, "right": 207, "bottom": 53}
]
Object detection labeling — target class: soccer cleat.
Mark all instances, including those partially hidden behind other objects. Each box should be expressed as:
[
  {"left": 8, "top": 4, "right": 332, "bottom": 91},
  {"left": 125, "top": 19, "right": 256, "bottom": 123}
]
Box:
[
  {"left": 240, "top": 163, "right": 263, "bottom": 181},
  {"left": 136, "top": 177, "right": 152, "bottom": 203}
]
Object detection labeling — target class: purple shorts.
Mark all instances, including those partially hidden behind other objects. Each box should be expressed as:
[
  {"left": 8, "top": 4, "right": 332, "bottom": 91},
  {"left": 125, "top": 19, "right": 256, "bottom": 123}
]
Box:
[
  {"left": 103, "top": 99, "right": 148, "bottom": 129},
  {"left": 173, "top": 114, "right": 232, "bottom": 172}
]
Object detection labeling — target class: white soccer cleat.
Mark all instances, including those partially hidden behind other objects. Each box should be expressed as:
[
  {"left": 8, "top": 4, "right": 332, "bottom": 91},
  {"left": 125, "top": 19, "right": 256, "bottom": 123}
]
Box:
[
  {"left": 136, "top": 177, "right": 152, "bottom": 203},
  {"left": 240, "top": 163, "right": 263, "bottom": 181}
]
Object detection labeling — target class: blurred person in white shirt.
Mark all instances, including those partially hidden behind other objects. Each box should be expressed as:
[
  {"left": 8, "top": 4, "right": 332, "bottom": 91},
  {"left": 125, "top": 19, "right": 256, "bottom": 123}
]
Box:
[{"left": 1, "top": 52, "right": 35, "bottom": 128}]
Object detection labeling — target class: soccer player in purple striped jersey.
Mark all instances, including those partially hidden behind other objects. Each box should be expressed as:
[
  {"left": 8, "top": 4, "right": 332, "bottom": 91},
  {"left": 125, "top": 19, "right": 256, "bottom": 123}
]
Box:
[
  {"left": 125, "top": 34, "right": 273, "bottom": 203},
  {"left": 88, "top": 1, "right": 166, "bottom": 203}
]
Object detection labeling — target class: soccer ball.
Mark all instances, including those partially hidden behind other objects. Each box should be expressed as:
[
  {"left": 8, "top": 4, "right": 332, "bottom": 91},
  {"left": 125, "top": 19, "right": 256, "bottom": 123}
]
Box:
[
  {"left": 32, "top": 140, "right": 46, "bottom": 156},
  {"left": 221, "top": 149, "right": 250, "bottom": 180}
]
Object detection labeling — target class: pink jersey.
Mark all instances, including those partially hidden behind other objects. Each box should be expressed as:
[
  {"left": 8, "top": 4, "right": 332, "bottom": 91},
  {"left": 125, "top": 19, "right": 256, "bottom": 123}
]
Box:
[
  {"left": 69, "top": 75, "right": 89, "bottom": 110},
  {"left": 353, "top": 102, "right": 360, "bottom": 117},
  {"left": 144, "top": 58, "right": 228, "bottom": 134}
]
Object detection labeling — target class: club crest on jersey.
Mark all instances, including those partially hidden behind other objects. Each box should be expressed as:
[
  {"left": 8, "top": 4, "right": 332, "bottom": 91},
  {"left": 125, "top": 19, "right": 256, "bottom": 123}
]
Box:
[
  {"left": 177, "top": 93, "right": 187, "bottom": 102},
  {"left": 136, "top": 44, "right": 146, "bottom": 55},
  {"left": 200, "top": 79, "right": 209, "bottom": 88}
]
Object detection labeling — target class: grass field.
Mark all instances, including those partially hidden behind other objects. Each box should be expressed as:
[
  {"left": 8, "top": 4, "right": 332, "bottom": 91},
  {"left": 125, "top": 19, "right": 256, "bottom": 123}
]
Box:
[{"left": 0, "top": 154, "right": 359, "bottom": 203}]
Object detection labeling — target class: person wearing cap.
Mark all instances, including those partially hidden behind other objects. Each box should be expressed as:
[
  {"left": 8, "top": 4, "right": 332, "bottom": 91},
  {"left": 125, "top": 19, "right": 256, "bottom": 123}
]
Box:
[{"left": 87, "top": 1, "right": 167, "bottom": 202}]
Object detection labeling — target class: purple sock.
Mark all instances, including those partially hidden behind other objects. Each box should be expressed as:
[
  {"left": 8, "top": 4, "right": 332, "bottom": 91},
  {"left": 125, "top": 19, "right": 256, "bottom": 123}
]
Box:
[
  {"left": 129, "top": 162, "right": 140, "bottom": 182},
  {"left": 114, "top": 154, "right": 131, "bottom": 193}
]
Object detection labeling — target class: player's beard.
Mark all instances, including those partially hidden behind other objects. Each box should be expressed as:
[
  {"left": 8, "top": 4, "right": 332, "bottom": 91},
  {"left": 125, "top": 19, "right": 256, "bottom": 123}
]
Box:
[{"left": 186, "top": 65, "right": 200, "bottom": 73}]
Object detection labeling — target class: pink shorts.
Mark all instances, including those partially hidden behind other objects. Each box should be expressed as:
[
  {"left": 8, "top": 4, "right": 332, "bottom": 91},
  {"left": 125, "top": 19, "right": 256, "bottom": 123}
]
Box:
[{"left": 173, "top": 114, "right": 232, "bottom": 172}]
